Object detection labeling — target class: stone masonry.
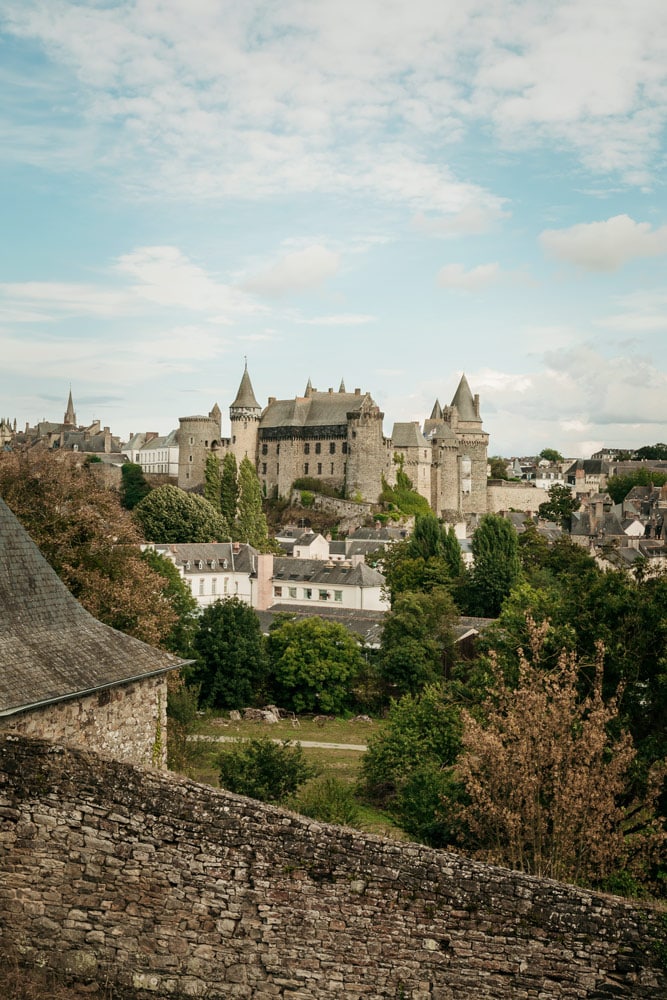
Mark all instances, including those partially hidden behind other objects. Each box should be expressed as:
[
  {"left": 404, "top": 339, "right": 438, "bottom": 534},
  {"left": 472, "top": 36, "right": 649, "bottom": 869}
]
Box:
[{"left": 1, "top": 735, "right": 664, "bottom": 1000}]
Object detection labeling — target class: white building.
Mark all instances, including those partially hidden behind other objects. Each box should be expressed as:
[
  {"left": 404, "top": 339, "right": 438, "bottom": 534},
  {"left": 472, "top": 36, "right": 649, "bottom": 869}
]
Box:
[{"left": 123, "top": 429, "right": 180, "bottom": 477}]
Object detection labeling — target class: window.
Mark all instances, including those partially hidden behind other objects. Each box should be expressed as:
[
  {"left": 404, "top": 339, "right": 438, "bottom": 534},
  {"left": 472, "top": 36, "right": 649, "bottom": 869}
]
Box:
[
  {"left": 224, "top": 578, "right": 229, "bottom": 594},
  {"left": 262, "top": 462, "right": 267, "bottom": 474},
  {"left": 304, "top": 443, "right": 310, "bottom": 454},
  {"left": 189, "top": 454, "right": 193, "bottom": 462},
  {"left": 199, "top": 579, "right": 205, "bottom": 595},
  {"left": 211, "top": 578, "right": 217, "bottom": 595},
  {"left": 319, "top": 590, "right": 329, "bottom": 601},
  {"left": 317, "top": 462, "right": 322, "bottom": 475},
  {"left": 342, "top": 442, "right": 348, "bottom": 454},
  {"left": 304, "top": 588, "right": 313, "bottom": 600},
  {"left": 304, "top": 462, "right": 309, "bottom": 474},
  {"left": 276, "top": 463, "right": 280, "bottom": 474},
  {"left": 288, "top": 586, "right": 297, "bottom": 599},
  {"left": 234, "top": 581, "right": 239, "bottom": 594},
  {"left": 262, "top": 444, "right": 268, "bottom": 456},
  {"left": 189, "top": 437, "right": 194, "bottom": 445},
  {"left": 276, "top": 444, "right": 280, "bottom": 455},
  {"left": 315, "top": 442, "right": 321, "bottom": 454},
  {"left": 330, "top": 462, "right": 334, "bottom": 475},
  {"left": 274, "top": 586, "right": 283, "bottom": 597},
  {"left": 334, "top": 590, "right": 343, "bottom": 603},
  {"left": 329, "top": 442, "right": 336, "bottom": 454}
]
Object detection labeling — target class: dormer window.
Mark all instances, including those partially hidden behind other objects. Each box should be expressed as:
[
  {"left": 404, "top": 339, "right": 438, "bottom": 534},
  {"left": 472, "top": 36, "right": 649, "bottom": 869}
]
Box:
[
  {"left": 222, "top": 559, "right": 228, "bottom": 570},
  {"left": 210, "top": 559, "right": 217, "bottom": 570},
  {"left": 197, "top": 560, "right": 204, "bottom": 570}
]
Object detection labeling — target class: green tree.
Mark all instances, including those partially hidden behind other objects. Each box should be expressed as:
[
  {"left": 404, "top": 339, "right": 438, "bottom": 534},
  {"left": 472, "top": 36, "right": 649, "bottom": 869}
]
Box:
[
  {"left": 235, "top": 456, "right": 272, "bottom": 550},
  {"left": 379, "top": 588, "right": 458, "bottom": 696},
  {"left": 606, "top": 467, "right": 667, "bottom": 504},
  {"left": 359, "top": 685, "right": 463, "bottom": 846},
  {"left": 0, "top": 450, "right": 178, "bottom": 646},
  {"left": 218, "top": 738, "right": 316, "bottom": 803},
  {"left": 142, "top": 548, "right": 199, "bottom": 657},
  {"left": 465, "top": 514, "right": 521, "bottom": 618},
  {"left": 539, "top": 448, "right": 564, "bottom": 464},
  {"left": 204, "top": 453, "right": 222, "bottom": 512},
  {"left": 267, "top": 616, "right": 364, "bottom": 714},
  {"left": 538, "top": 483, "right": 580, "bottom": 529},
  {"left": 120, "top": 462, "right": 151, "bottom": 510},
  {"left": 192, "top": 597, "right": 267, "bottom": 709},
  {"left": 634, "top": 443, "right": 667, "bottom": 460},
  {"left": 220, "top": 451, "right": 239, "bottom": 532},
  {"left": 488, "top": 456, "right": 508, "bottom": 479},
  {"left": 134, "top": 484, "right": 226, "bottom": 542}
]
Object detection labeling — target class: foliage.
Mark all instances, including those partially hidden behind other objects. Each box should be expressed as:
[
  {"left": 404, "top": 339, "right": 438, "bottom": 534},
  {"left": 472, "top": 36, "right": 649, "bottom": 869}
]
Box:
[
  {"left": 292, "top": 476, "right": 344, "bottom": 499},
  {"left": 0, "top": 450, "right": 178, "bottom": 646},
  {"left": 141, "top": 548, "right": 199, "bottom": 657},
  {"left": 134, "top": 484, "right": 227, "bottom": 543},
  {"left": 235, "top": 456, "right": 273, "bottom": 550},
  {"left": 381, "top": 517, "right": 463, "bottom": 605},
  {"left": 293, "top": 776, "right": 361, "bottom": 826},
  {"left": 359, "top": 685, "right": 463, "bottom": 846},
  {"left": 538, "top": 483, "right": 580, "bottom": 529},
  {"left": 220, "top": 451, "right": 239, "bottom": 531},
  {"left": 218, "top": 737, "right": 317, "bottom": 803},
  {"left": 192, "top": 597, "right": 267, "bottom": 709},
  {"left": 267, "top": 616, "right": 364, "bottom": 714},
  {"left": 454, "top": 620, "right": 665, "bottom": 885},
  {"left": 204, "top": 453, "right": 222, "bottom": 512},
  {"left": 606, "top": 467, "right": 667, "bottom": 504},
  {"left": 488, "top": 456, "right": 508, "bottom": 479},
  {"left": 634, "top": 443, "right": 667, "bottom": 461},
  {"left": 539, "top": 448, "right": 564, "bottom": 463},
  {"left": 379, "top": 461, "right": 431, "bottom": 517},
  {"left": 299, "top": 489, "right": 315, "bottom": 508},
  {"left": 120, "top": 462, "right": 151, "bottom": 510},
  {"left": 379, "top": 588, "right": 458, "bottom": 696},
  {"left": 465, "top": 514, "right": 521, "bottom": 618},
  {"left": 165, "top": 671, "right": 201, "bottom": 771}
]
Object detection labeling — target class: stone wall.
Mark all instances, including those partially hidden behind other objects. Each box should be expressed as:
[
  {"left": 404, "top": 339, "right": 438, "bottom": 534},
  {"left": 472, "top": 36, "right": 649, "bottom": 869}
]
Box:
[
  {"left": 0, "top": 676, "right": 167, "bottom": 769},
  {"left": 487, "top": 480, "right": 544, "bottom": 515},
  {"left": 1, "top": 735, "right": 665, "bottom": 1000}
]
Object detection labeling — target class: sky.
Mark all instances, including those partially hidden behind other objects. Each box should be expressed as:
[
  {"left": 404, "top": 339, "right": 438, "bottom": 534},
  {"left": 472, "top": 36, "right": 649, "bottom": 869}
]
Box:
[{"left": 1, "top": 0, "right": 667, "bottom": 459}]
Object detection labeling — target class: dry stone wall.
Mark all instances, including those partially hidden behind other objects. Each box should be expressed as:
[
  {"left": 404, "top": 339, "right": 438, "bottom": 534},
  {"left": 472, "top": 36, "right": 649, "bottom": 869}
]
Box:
[{"left": 1, "top": 734, "right": 665, "bottom": 1000}]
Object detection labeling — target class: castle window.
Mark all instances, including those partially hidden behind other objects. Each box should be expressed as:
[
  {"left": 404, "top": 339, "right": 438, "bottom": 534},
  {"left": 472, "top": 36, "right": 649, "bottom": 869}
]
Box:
[
  {"left": 204, "top": 440, "right": 208, "bottom": 447},
  {"left": 330, "top": 462, "right": 334, "bottom": 475},
  {"left": 315, "top": 442, "right": 321, "bottom": 454},
  {"left": 189, "top": 437, "right": 194, "bottom": 445},
  {"left": 317, "top": 462, "right": 322, "bottom": 475},
  {"left": 189, "top": 454, "right": 193, "bottom": 462},
  {"left": 276, "top": 463, "right": 280, "bottom": 474},
  {"left": 352, "top": 431, "right": 356, "bottom": 439},
  {"left": 276, "top": 444, "right": 280, "bottom": 455},
  {"left": 262, "top": 444, "right": 268, "bottom": 456},
  {"left": 304, "top": 443, "right": 310, "bottom": 454},
  {"left": 342, "top": 442, "right": 348, "bottom": 454},
  {"left": 304, "top": 462, "right": 309, "bottom": 474},
  {"left": 329, "top": 442, "right": 335, "bottom": 454},
  {"left": 262, "top": 462, "right": 267, "bottom": 474}
]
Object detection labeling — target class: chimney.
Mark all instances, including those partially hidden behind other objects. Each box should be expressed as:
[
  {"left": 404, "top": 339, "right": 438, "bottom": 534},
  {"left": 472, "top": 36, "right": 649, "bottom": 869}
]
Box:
[
  {"left": 268, "top": 396, "right": 276, "bottom": 404},
  {"left": 354, "top": 388, "right": 361, "bottom": 395}
]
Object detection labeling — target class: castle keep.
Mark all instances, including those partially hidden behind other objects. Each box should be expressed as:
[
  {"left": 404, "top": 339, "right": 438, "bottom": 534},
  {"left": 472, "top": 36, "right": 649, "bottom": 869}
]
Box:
[{"left": 178, "top": 365, "right": 489, "bottom": 520}]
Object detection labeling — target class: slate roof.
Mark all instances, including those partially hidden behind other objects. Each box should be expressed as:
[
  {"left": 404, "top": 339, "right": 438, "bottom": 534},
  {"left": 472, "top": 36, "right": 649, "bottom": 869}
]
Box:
[
  {"left": 0, "top": 498, "right": 184, "bottom": 718},
  {"left": 391, "top": 422, "right": 429, "bottom": 449},
  {"left": 272, "top": 556, "right": 385, "bottom": 588},
  {"left": 231, "top": 364, "right": 261, "bottom": 410},
  {"left": 450, "top": 374, "right": 479, "bottom": 422},
  {"left": 256, "top": 605, "right": 386, "bottom": 647},
  {"left": 152, "top": 542, "right": 259, "bottom": 574},
  {"left": 260, "top": 390, "right": 373, "bottom": 430}
]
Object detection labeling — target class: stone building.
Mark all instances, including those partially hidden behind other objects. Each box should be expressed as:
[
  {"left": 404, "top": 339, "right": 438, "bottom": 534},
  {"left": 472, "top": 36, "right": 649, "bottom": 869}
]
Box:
[
  {"left": 0, "top": 498, "right": 185, "bottom": 768},
  {"left": 178, "top": 365, "right": 489, "bottom": 520},
  {"left": 7, "top": 389, "right": 122, "bottom": 455}
]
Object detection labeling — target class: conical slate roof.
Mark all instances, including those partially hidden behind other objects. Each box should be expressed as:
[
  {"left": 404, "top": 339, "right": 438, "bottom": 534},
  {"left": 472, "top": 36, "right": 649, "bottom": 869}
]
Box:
[
  {"left": 429, "top": 399, "right": 443, "bottom": 421},
  {"left": 231, "top": 363, "right": 260, "bottom": 410},
  {"left": 64, "top": 388, "right": 76, "bottom": 425},
  {"left": 0, "top": 498, "right": 184, "bottom": 717},
  {"left": 450, "top": 374, "right": 478, "bottom": 421}
]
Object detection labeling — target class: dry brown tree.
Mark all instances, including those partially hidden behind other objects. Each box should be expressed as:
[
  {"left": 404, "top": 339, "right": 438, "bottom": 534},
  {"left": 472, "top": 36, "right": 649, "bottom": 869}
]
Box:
[{"left": 454, "top": 618, "right": 665, "bottom": 886}]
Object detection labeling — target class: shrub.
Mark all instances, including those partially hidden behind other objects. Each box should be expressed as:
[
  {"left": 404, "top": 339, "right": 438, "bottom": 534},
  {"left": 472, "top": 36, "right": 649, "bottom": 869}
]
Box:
[
  {"left": 293, "top": 776, "right": 361, "bottom": 826},
  {"left": 218, "top": 738, "right": 317, "bottom": 803}
]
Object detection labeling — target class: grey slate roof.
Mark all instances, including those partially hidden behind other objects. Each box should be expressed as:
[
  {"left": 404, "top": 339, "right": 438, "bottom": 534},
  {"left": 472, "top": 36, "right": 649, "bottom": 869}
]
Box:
[
  {"left": 257, "top": 605, "right": 386, "bottom": 647},
  {"left": 272, "top": 556, "right": 385, "bottom": 588},
  {"left": 0, "top": 498, "right": 184, "bottom": 718},
  {"left": 231, "top": 365, "right": 260, "bottom": 410},
  {"left": 391, "top": 422, "right": 429, "bottom": 448},
  {"left": 152, "top": 542, "right": 259, "bottom": 574},
  {"left": 450, "top": 374, "right": 479, "bottom": 422},
  {"left": 260, "top": 390, "right": 372, "bottom": 430}
]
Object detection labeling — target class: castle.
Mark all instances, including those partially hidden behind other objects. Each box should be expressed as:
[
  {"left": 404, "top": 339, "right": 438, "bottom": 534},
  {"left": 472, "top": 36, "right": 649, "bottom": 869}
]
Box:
[{"left": 178, "top": 365, "right": 489, "bottom": 520}]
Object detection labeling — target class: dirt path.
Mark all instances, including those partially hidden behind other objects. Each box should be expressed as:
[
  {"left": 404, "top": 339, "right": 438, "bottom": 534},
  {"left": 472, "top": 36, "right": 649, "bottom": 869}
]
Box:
[{"left": 188, "top": 734, "right": 368, "bottom": 752}]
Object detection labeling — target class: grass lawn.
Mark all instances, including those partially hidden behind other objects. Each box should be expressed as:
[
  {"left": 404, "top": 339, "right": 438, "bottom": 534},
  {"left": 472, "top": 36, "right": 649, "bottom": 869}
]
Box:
[{"left": 170, "top": 710, "right": 407, "bottom": 840}]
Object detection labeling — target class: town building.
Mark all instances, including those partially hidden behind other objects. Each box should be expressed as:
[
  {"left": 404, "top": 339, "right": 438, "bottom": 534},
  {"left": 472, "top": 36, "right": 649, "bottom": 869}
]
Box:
[
  {"left": 178, "top": 364, "right": 490, "bottom": 522},
  {"left": 5, "top": 390, "right": 122, "bottom": 456}
]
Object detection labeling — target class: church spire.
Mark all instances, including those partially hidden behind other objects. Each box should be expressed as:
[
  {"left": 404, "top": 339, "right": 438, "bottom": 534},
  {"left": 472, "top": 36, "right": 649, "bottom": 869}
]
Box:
[
  {"left": 338, "top": 378, "right": 346, "bottom": 393},
  {"left": 304, "top": 377, "right": 313, "bottom": 398},
  {"left": 64, "top": 387, "right": 76, "bottom": 427}
]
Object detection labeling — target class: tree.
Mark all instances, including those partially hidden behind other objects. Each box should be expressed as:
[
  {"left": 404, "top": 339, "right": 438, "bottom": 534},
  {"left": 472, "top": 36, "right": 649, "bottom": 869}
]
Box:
[
  {"left": 235, "top": 456, "right": 272, "bottom": 550},
  {"left": 539, "top": 448, "right": 564, "bottom": 464},
  {"left": 381, "top": 517, "right": 463, "bottom": 605},
  {"left": 0, "top": 449, "right": 178, "bottom": 646},
  {"left": 465, "top": 514, "right": 521, "bottom": 618},
  {"left": 192, "top": 597, "right": 267, "bottom": 709},
  {"left": 204, "top": 453, "right": 222, "bottom": 512},
  {"left": 538, "top": 483, "right": 580, "bottom": 530},
  {"left": 142, "top": 548, "right": 199, "bottom": 657},
  {"left": 134, "top": 484, "right": 226, "bottom": 542},
  {"left": 220, "top": 452, "right": 239, "bottom": 532},
  {"left": 267, "top": 616, "right": 364, "bottom": 714},
  {"left": 606, "top": 467, "right": 667, "bottom": 504},
  {"left": 454, "top": 621, "right": 665, "bottom": 887},
  {"left": 359, "top": 685, "right": 463, "bottom": 846},
  {"left": 379, "top": 588, "right": 458, "bottom": 696},
  {"left": 634, "top": 443, "right": 667, "bottom": 461},
  {"left": 218, "top": 738, "right": 316, "bottom": 803},
  {"left": 488, "top": 456, "right": 508, "bottom": 480},
  {"left": 120, "top": 462, "right": 151, "bottom": 510}
]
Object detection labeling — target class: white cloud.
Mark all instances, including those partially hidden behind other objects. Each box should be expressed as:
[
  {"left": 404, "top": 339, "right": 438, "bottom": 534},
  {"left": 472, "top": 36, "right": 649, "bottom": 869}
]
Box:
[
  {"left": 240, "top": 245, "right": 341, "bottom": 297},
  {"left": 540, "top": 215, "right": 667, "bottom": 271},
  {"left": 436, "top": 262, "right": 500, "bottom": 291},
  {"left": 296, "top": 314, "right": 376, "bottom": 326}
]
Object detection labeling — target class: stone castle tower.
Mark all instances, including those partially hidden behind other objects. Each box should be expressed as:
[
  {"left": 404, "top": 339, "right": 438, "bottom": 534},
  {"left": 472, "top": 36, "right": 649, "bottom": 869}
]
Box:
[
  {"left": 229, "top": 362, "right": 261, "bottom": 463},
  {"left": 177, "top": 405, "right": 222, "bottom": 488},
  {"left": 428, "top": 374, "right": 489, "bottom": 521}
]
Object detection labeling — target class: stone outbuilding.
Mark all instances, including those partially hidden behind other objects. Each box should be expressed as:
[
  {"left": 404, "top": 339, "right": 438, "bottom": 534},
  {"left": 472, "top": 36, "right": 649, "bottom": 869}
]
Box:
[{"left": 0, "top": 497, "right": 186, "bottom": 767}]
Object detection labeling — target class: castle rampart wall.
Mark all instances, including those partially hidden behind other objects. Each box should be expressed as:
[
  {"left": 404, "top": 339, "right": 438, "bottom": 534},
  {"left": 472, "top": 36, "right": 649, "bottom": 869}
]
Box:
[{"left": 1, "top": 735, "right": 664, "bottom": 999}]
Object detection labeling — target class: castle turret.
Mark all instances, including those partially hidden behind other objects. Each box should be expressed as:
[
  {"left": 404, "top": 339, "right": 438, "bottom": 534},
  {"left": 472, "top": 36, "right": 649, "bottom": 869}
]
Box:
[
  {"left": 345, "top": 395, "right": 392, "bottom": 502},
  {"left": 230, "top": 362, "right": 261, "bottom": 463},
  {"left": 178, "top": 405, "right": 223, "bottom": 489}
]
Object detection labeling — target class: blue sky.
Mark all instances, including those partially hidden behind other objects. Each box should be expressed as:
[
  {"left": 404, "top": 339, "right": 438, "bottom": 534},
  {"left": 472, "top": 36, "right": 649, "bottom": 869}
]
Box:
[{"left": 2, "top": 0, "right": 667, "bottom": 457}]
